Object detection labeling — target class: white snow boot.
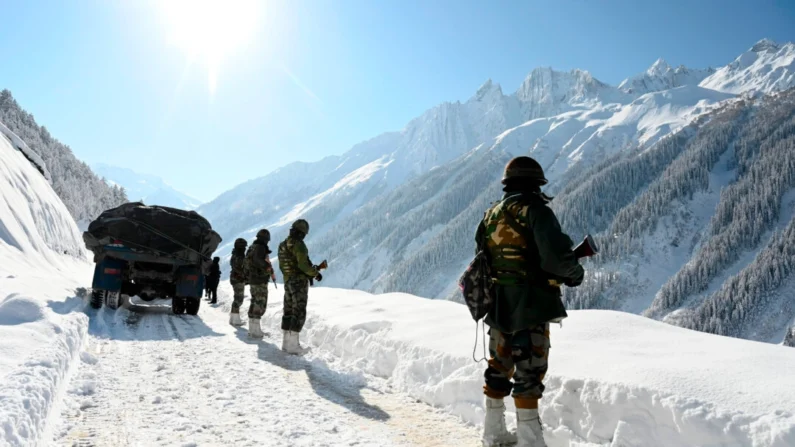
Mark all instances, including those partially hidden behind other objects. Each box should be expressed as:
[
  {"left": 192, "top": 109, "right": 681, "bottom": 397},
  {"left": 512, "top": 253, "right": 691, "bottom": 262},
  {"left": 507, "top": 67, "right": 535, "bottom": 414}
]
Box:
[
  {"left": 229, "top": 312, "right": 243, "bottom": 327},
  {"left": 248, "top": 318, "right": 264, "bottom": 339},
  {"left": 482, "top": 397, "right": 517, "bottom": 447},
  {"left": 281, "top": 330, "right": 290, "bottom": 352},
  {"left": 516, "top": 408, "right": 546, "bottom": 447},
  {"left": 285, "top": 331, "right": 309, "bottom": 355}
]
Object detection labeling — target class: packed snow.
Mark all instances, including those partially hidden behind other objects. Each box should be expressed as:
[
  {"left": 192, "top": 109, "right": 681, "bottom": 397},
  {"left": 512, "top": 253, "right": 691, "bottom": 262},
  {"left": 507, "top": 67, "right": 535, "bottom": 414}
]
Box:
[{"left": 36, "top": 283, "right": 795, "bottom": 446}]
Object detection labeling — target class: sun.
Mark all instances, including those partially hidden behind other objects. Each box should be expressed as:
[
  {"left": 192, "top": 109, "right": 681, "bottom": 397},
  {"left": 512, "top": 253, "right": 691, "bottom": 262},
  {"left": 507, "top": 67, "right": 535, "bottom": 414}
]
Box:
[{"left": 157, "top": 0, "right": 261, "bottom": 95}]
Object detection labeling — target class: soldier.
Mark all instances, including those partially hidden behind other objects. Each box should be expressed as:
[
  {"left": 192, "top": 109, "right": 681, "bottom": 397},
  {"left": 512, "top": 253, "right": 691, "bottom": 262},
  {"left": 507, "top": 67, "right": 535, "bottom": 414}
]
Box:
[
  {"left": 228, "top": 238, "right": 248, "bottom": 326},
  {"left": 477, "top": 156, "right": 584, "bottom": 447},
  {"left": 278, "top": 219, "right": 322, "bottom": 355},
  {"left": 244, "top": 229, "right": 276, "bottom": 338},
  {"left": 207, "top": 257, "right": 221, "bottom": 304}
]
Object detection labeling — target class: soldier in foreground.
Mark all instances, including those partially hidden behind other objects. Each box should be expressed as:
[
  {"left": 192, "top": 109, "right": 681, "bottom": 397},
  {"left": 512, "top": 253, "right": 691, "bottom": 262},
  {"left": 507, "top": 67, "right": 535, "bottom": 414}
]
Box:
[
  {"left": 244, "top": 229, "right": 276, "bottom": 338},
  {"left": 278, "top": 219, "right": 324, "bottom": 355},
  {"left": 477, "top": 157, "right": 584, "bottom": 447},
  {"left": 228, "top": 238, "right": 248, "bottom": 326}
]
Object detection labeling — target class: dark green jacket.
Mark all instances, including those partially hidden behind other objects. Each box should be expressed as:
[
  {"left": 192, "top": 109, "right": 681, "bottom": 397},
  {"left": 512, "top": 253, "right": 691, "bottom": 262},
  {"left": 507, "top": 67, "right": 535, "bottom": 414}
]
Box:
[
  {"left": 278, "top": 237, "right": 318, "bottom": 280},
  {"left": 477, "top": 192, "right": 584, "bottom": 333},
  {"left": 245, "top": 240, "right": 274, "bottom": 285}
]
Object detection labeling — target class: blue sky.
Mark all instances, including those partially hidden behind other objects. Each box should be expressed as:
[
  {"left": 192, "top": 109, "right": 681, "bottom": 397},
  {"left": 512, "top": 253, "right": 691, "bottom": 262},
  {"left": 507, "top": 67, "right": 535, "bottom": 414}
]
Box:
[{"left": 1, "top": 0, "right": 794, "bottom": 202}]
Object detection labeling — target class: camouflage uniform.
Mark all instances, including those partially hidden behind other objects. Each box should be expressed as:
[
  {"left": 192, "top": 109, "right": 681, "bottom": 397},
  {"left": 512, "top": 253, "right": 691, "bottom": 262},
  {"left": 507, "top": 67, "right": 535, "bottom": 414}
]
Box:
[
  {"left": 229, "top": 248, "right": 247, "bottom": 313},
  {"left": 245, "top": 238, "right": 274, "bottom": 319},
  {"left": 477, "top": 192, "right": 583, "bottom": 409},
  {"left": 278, "top": 235, "right": 318, "bottom": 333}
]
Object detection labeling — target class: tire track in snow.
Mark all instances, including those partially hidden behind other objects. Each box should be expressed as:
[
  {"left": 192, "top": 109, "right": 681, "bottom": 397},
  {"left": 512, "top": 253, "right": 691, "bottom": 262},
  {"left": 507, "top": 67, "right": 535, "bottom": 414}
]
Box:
[{"left": 54, "top": 297, "right": 480, "bottom": 446}]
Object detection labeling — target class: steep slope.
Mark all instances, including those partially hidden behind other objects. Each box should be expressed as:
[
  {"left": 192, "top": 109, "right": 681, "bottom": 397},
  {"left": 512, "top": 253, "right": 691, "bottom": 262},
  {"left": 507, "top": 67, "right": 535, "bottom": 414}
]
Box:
[
  {"left": 619, "top": 58, "right": 715, "bottom": 95},
  {"left": 0, "top": 123, "right": 91, "bottom": 445},
  {"left": 93, "top": 164, "right": 202, "bottom": 210},
  {"left": 560, "top": 90, "right": 795, "bottom": 343},
  {"left": 0, "top": 90, "right": 127, "bottom": 225},
  {"left": 701, "top": 39, "right": 795, "bottom": 94},
  {"left": 0, "top": 123, "right": 84, "bottom": 267},
  {"left": 314, "top": 86, "right": 735, "bottom": 298}
]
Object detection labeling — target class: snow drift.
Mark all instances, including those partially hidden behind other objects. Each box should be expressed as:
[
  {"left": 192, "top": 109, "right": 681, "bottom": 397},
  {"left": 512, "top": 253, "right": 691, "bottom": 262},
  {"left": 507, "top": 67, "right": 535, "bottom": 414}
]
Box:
[
  {"left": 0, "top": 123, "right": 92, "bottom": 445},
  {"left": 221, "top": 284, "right": 795, "bottom": 447}
]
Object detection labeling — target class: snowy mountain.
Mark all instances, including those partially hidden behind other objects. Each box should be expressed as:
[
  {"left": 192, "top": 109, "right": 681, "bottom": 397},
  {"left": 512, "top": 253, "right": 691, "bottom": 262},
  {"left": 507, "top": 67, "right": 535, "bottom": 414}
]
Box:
[
  {"left": 200, "top": 39, "right": 795, "bottom": 345},
  {"left": 93, "top": 164, "right": 203, "bottom": 210},
  {"left": 618, "top": 58, "right": 715, "bottom": 95},
  {"left": 0, "top": 90, "right": 127, "bottom": 225},
  {"left": 700, "top": 39, "right": 795, "bottom": 94}
]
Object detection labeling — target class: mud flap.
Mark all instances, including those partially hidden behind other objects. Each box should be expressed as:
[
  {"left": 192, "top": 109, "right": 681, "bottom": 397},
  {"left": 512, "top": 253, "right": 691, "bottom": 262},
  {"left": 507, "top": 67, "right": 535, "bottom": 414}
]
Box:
[{"left": 176, "top": 266, "right": 204, "bottom": 298}]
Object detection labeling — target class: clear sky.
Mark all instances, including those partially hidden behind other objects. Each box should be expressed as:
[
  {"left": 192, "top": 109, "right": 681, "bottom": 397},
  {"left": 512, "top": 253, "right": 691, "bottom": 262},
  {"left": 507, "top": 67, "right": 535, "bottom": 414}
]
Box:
[{"left": 1, "top": 0, "right": 794, "bottom": 202}]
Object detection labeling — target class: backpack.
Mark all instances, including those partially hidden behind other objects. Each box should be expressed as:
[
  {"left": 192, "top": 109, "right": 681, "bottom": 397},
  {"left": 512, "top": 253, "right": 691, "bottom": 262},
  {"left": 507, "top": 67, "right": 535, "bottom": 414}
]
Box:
[
  {"left": 459, "top": 197, "right": 532, "bottom": 321},
  {"left": 458, "top": 243, "right": 495, "bottom": 322}
]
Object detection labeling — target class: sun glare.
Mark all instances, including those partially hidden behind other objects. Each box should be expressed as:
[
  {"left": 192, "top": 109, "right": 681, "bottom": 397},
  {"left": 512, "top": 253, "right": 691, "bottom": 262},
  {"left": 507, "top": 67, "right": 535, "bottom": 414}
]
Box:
[{"left": 158, "top": 0, "right": 261, "bottom": 95}]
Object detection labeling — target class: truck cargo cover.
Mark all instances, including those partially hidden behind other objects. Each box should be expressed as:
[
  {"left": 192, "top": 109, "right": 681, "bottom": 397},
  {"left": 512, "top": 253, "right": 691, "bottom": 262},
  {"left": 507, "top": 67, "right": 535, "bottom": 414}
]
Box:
[{"left": 83, "top": 202, "right": 222, "bottom": 265}]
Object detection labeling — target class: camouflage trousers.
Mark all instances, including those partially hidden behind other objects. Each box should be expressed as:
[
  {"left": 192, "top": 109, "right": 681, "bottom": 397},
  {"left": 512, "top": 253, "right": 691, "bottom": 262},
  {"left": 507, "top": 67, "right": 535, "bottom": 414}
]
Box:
[
  {"left": 282, "top": 278, "right": 309, "bottom": 332},
  {"left": 231, "top": 282, "right": 246, "bottom": 313},
  {"left": 483, "top": 324, "right": 550, "bottom": 409},
  {"left": 248, "top": 284, "right": 269, "bottom": 319}
]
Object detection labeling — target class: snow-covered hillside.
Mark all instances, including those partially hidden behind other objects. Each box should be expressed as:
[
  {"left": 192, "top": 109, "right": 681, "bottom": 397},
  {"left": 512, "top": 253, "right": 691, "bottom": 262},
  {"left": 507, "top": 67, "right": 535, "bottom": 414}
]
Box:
[
  {"left": 0, "top": 122, "right": 93, "bottom": 445},
  {"left": 0, "top": 90, "right": 127, "bottom": 225},
  {"left": 93, "top": 164, "right": 203, "bottom": 210}
]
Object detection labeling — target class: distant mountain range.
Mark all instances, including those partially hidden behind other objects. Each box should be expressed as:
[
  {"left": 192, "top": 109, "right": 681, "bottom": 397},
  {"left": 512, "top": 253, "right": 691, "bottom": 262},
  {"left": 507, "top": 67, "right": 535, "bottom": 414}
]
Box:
[{"left": 93, "top": 164, "right": 203, "bottom": 210}]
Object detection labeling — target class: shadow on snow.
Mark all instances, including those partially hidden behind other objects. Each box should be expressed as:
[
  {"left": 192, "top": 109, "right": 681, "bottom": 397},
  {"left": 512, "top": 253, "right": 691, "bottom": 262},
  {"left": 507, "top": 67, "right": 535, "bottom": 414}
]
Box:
[{"left": 234, "top": 327, "right": 391, "bottom": 422}]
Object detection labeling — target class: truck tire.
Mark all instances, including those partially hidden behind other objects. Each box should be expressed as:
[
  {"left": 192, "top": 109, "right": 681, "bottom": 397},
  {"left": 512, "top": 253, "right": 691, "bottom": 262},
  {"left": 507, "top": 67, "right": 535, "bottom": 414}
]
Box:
[
  {"left": 90, "top": 289, "right": 104, "bottom": 309},
  {"left": 185, "top": 297, "right": 200, "bottom": 315},
  {"left": 172, "top": 297, "right": 186, "bottom": 315}
]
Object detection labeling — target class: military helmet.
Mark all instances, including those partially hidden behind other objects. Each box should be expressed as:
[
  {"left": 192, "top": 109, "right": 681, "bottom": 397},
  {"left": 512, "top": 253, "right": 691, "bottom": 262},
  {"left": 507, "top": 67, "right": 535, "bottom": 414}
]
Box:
[
  {"left": 234, "top": 238, "right": 248, "bottom": 248},
  {"left": 502, "top": 156, "right": 547, "bottom": 185},
  {"left": 256, "top": 229, "right": 270, "bottom": 241},
  {"left": 291, "top": 219, "right": 309, "bottom": 234}
]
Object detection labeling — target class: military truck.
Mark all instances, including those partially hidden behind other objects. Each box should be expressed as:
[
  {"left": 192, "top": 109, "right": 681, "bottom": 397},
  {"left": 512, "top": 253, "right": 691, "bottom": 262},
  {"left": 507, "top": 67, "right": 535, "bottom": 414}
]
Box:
[{"left": 83, "top": 202, "right": 222, "bottom": 315}]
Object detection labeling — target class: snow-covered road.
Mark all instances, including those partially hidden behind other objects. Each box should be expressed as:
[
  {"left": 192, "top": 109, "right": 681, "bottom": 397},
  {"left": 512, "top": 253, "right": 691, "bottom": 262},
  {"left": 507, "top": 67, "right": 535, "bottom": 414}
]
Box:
[{"left": 52, "top": 291, "right": 479, "bottom": 447}]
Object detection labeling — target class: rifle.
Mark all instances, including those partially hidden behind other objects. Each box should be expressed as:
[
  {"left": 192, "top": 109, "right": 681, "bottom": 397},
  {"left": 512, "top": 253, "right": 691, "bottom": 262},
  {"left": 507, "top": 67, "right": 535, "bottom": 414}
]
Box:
[
  {"left": 309, "top": 260, "right": 328, "bottom": 286},
  {"left": 548, "top": 235, "right": 599, "bottom": 287}
]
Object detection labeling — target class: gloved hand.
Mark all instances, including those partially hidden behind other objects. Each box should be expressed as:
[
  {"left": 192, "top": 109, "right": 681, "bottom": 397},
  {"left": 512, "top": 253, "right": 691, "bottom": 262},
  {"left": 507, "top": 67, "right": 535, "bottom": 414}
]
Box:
[
  {"left": 315, "top": 273, "right": 323, "bottom": 282},
  {"left": 564, "top": 275, "right": 583, "bottom": 287}
]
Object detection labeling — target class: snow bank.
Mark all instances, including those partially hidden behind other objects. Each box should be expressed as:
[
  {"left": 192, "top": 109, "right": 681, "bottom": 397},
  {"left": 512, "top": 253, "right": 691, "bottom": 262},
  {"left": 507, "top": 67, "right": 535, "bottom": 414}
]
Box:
[
  {"left": 0, "top": 126, "right": 84, "bottom": 264},
  {"left": 0, "top": 124, "right": 93, "bottom": 446},
  {"left": 248, "top": 286, "right": 795, "bottom": 447}
]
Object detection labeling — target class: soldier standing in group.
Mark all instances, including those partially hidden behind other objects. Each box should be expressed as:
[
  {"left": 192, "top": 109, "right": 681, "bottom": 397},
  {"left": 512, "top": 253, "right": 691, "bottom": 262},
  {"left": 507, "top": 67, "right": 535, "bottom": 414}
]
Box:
[
  {"left": 207, "top": 257, "right": 221, "bottom": 304},
  {"left": 229, "top": 238, "right": 248, "bottom": 327},
  {"left": 278, "top": 219, "right": 324, "bottom": 355},
  {"left": 478, "top": 156, "right": 584, "bottom": 447},
  {"left": 244, "top": 229, "right": 276, "bottom": 338}
]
